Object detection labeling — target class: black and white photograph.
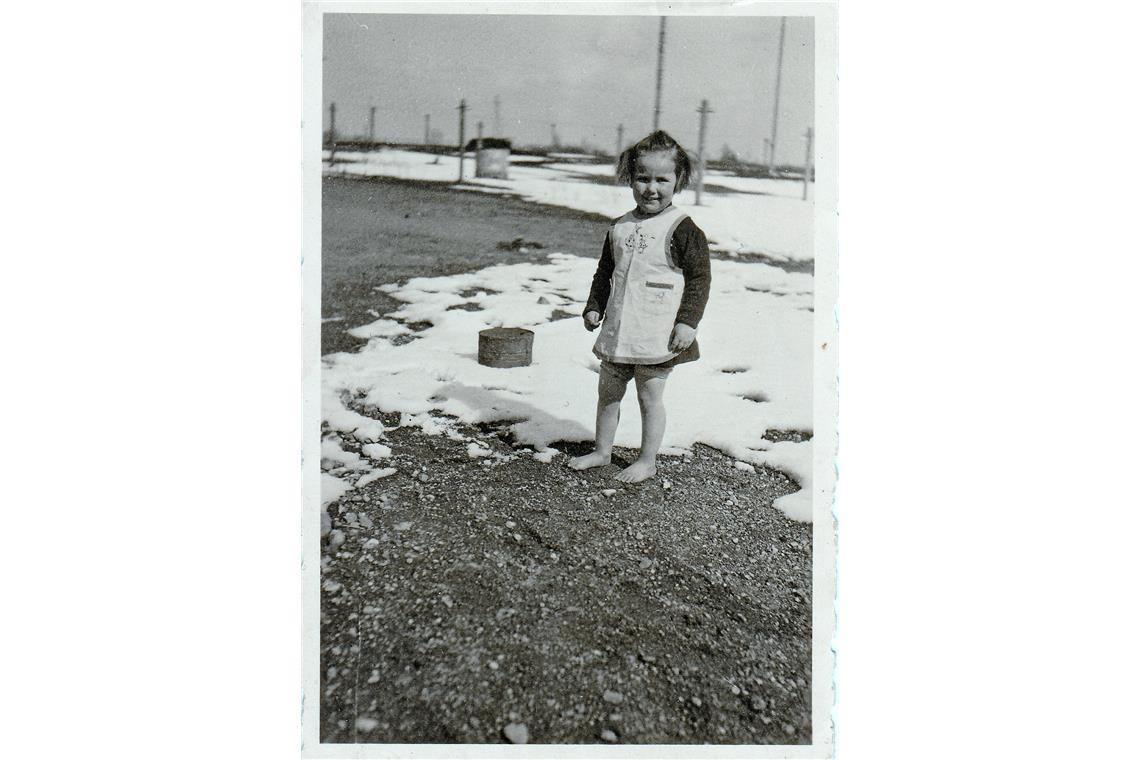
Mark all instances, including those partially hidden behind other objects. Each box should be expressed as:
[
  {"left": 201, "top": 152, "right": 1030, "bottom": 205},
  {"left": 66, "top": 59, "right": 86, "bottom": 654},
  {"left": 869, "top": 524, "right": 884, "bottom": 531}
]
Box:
[{"left": 303, "top": 2, "right": 836, "bottom": 754}]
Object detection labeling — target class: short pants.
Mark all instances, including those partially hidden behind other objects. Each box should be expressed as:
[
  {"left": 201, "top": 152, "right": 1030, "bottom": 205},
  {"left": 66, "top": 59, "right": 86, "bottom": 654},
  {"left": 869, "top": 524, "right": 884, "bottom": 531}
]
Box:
[{"left": 600, "top": 360, "right": 673, "bottom": 385}]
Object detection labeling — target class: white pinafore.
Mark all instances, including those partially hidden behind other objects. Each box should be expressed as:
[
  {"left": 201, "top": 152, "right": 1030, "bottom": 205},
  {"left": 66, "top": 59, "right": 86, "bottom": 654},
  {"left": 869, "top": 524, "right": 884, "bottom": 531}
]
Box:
[{"left": 593, "top": 205, "right": 689, "bottom": 365}]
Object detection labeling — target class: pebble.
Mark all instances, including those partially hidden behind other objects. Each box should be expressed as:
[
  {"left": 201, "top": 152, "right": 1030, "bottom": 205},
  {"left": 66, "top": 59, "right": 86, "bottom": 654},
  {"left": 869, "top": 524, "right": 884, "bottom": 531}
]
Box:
[
  {"left": 502, "top": 722, "right": 528, "bottom": 744},
  {"left": 395, "top": 521, "right": 412, "bottom": 531},
  {"left": 603, "top": 690, "right": 624, "bottom": 704},
  {"left": 783, "top": 724, "right": 796, "bottom": 736},
  {"left": 367, "top": 669, "right": 380, "bottom": 684},
  {"left": 601, "top": 488, "right": 617, "bottom": 497},
  {"left": 505, "top": 520, "right": 516, "bottom": 529},
  {"left": 731, "top": 685, "right": 741, "bottom": 695},
  {"left": 418, "top": 472, "right": 430, "bottom": 483},
  {"left": 328, "top": 530, "right": 346, "bottom": 549},
  {"left": 691, "top": 696, "right": 702, "bottom": 707},
  {"left": 488, "top": 661, "right": 499, "bottom": 670},
  {"left": 600, "top": 729, "right": 618, "bottom": 743},
  {"left": 441, "top": 594, "right": 454, "bottom": 608},
  {"left": 362, "top": 538, "right": 380, "bottom": 549},
  {"left": 355, "top": 717, "right": 379, "bottom": 732},
  {"left": 662, "top": 480, "right": 672, "bottom": 490},
  {"left": 321, "top": 511, "right": 332, "bottom": 537}
]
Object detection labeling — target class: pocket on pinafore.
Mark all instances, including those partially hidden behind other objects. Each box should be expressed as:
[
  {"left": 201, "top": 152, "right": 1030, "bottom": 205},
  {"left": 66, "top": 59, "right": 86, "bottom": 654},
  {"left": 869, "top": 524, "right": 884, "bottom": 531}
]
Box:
[{"left": 642, "top": 281, "right": 676, "bottom": 314}]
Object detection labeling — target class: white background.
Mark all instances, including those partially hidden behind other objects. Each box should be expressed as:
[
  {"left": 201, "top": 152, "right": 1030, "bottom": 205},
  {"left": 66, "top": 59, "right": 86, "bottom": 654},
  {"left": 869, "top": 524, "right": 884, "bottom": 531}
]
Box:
[{"left": 4, "top": 1, "right": 1138, "bottom": 758}]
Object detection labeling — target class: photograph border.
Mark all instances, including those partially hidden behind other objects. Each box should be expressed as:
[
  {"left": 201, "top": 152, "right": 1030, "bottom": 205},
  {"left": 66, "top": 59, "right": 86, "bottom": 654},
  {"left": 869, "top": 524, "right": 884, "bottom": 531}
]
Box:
[{"left": 302, "top": 2, "right": 837, "bottom": 756}]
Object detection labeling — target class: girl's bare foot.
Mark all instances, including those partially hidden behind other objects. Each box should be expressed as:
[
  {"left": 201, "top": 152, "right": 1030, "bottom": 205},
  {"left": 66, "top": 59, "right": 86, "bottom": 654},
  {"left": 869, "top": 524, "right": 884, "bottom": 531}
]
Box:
[
  {"left": 569, "top": 451, "right": 611, "bottom": 470},
  {"left": 615, "top": 460, "right": 657, "bottom": 483}
]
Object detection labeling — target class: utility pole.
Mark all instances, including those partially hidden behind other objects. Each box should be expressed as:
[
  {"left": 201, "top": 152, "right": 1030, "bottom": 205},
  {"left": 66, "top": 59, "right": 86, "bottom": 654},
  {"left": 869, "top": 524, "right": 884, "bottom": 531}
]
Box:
[
  {"left": 493, "top": 95, "right": 502, "bottom": 136},
  {"left": 551, "top": 123, "right": 558, "bottom": 149},
  {"left": 476, "top": 121, "right": 484, "bottom": 178},
  {"left": 327, "top": 102, "right": 337, "bottom": 163},
  {"left": 424, "top": 114, "right": 430, "bottom": 145},
  {"left": 653, "top": 17, "right": 667, "bottom": 131},
  {"left": 764, "top": 137, "right": 772, "bottom": 174},
  {"left": 368, "top": 106, "right": 376, "bottom": 144},
  {"left": 457, "top": 99, "right": 466, "bottom": 183},
  {"left": 802, "top": 126, "right": 814, "bottom": 200},
  {"left": 770, "top": 17, "right": 786, "bottom": 171},
  {"left": 695, "top": 100, "right": 713, "bottom": 206},
  {"left": 616, "top": 123, "right": 624, "bottom": 159}
]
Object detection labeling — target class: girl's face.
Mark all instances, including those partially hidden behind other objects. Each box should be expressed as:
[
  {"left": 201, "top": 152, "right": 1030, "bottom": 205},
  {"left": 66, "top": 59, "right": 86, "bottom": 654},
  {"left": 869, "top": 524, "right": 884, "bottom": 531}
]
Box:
[{"left": 631, "top": 150, "right": 678, "bottom": 215}]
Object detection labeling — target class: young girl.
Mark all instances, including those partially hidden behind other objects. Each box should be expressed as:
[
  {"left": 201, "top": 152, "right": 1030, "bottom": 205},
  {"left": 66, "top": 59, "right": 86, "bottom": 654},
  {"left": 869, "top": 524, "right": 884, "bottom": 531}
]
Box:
[{"left": 569, "top": 130, "right": 711, "bottom": 483}]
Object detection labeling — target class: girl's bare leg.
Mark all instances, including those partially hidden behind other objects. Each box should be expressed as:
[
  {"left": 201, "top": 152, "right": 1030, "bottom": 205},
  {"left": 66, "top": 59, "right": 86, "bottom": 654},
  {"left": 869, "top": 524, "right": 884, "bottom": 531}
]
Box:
[
  {"left": 616, "top": 372, "right": 668, "bottom": 483},
  {"left": 569, "top": 367, "right": 627, "bottom": 470}
]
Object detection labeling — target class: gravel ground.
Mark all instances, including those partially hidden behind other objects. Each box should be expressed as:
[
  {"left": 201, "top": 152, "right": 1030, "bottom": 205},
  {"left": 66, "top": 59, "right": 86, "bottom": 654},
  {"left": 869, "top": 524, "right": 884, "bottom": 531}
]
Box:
[
  {"left": 318, "top": 176, "right": 814, "bottom": 745},
  {"left": 320, "top": 411, "right": 812, "bottom": 744}
]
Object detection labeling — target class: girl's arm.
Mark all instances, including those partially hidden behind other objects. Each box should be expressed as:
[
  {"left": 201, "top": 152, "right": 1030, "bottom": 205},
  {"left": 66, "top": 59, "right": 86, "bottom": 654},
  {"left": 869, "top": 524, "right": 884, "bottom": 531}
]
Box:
[
  {"left": 673, "top": 218, "right": 712, "bottom": 328},
  {"left": 584, "top": 232, "right": 615, "bottom": 318}
]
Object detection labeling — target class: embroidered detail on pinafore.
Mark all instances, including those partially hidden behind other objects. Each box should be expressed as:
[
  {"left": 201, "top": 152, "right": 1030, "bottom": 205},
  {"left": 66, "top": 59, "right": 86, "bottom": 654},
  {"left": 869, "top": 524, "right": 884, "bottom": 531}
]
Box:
[{"left": 623, "top": 224, "right": 652, "bottom": 256}]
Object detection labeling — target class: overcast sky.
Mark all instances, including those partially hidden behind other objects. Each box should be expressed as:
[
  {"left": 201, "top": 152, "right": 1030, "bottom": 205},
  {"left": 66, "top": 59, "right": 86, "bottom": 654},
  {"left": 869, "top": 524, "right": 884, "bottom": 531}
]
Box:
[{"left": 323, "top": 13, "right": 813, "bottom": 164}]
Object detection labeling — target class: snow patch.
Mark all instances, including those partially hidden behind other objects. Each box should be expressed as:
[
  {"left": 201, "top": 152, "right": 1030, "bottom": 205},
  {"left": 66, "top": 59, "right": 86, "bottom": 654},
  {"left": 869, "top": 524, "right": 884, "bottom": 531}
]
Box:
[
  {"left": 750, "top": 440, "right": 813, "bottom": 522},
  {"left": 361, "top": 443, "right": 392, "bottom": 460},
  {"left": 321, "top": 253, "right": 815, "bottom": 520},
  {"left": 348, "top": 318, "right": 412, "bottom": 340},
  {"left": 356, "top": 467, "right": 397, "bottom": 487},
  {"left": 467, "top": 442, "right": 493, "bottom": 458}
]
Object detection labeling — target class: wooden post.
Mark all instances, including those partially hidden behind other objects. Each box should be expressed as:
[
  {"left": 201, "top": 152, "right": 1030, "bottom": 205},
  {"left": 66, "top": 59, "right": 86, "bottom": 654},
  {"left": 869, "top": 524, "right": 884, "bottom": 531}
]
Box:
[
  {"left": 616, "top": 123, "right": 624, "bottom": 160},
  {"left": 493, "top": 95, "right": 502, "bottom": 136},
  {"left": 368, "top": 106, "right": 376, "bottom": 145},
  {"left": 770, "top": 17, "right": 786, "bottom": 171},
  {"left": 802, "top": 126, "right": 814, "bottom": 200},
  {"left": 764, "top": 137, "right": 772, "bottom": 174},
  {"left": 695, "top": 100, "right": 712, "bottom": 206},
  {"left": 457, "top": 99, "right": 466, "bottom": 183},
  {"left": 328, "top": 102, "right": 336, "bottom": 163},
  {"left": 654, "top": 17, "right": 666, "bottom": 131},
  {"left": 476, "top": 121, "right": 483, "bottom": 178}
]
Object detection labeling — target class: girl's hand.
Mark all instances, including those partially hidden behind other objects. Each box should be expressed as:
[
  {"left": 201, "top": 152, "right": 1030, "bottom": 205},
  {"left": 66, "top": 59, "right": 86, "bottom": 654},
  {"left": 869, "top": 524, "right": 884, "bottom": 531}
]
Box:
[
  {"left": 584, "top": 311, "right": 602, "bottom": 331},
  {"left": 669, "top": 323, "right": 696, "bottom": 352}
]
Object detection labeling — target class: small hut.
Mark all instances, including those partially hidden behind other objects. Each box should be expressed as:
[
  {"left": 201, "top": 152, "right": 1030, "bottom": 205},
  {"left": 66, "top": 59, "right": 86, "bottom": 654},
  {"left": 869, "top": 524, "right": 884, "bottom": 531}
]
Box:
[{"left": 465, "top": 137, "right": 511, "bottom": 179}]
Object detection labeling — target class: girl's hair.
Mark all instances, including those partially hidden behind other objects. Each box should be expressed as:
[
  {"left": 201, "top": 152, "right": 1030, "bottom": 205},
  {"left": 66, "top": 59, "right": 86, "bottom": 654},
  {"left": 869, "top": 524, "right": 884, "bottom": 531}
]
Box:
[{"left": 616, "top": 130, "right": 693, "bottom": 192}]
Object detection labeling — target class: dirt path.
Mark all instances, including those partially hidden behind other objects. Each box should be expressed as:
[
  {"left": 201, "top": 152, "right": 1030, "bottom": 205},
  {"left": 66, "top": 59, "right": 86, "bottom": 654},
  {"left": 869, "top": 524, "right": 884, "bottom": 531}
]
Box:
[{"left": 318, "top": 176, "right": 814, "bottom": 745}]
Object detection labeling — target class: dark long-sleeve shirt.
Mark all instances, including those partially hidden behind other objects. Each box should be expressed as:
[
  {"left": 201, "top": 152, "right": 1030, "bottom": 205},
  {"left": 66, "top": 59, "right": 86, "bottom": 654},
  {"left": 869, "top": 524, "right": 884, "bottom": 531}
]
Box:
[{"left": 584, "top": 214, "right": 712, "bottom": 366}]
